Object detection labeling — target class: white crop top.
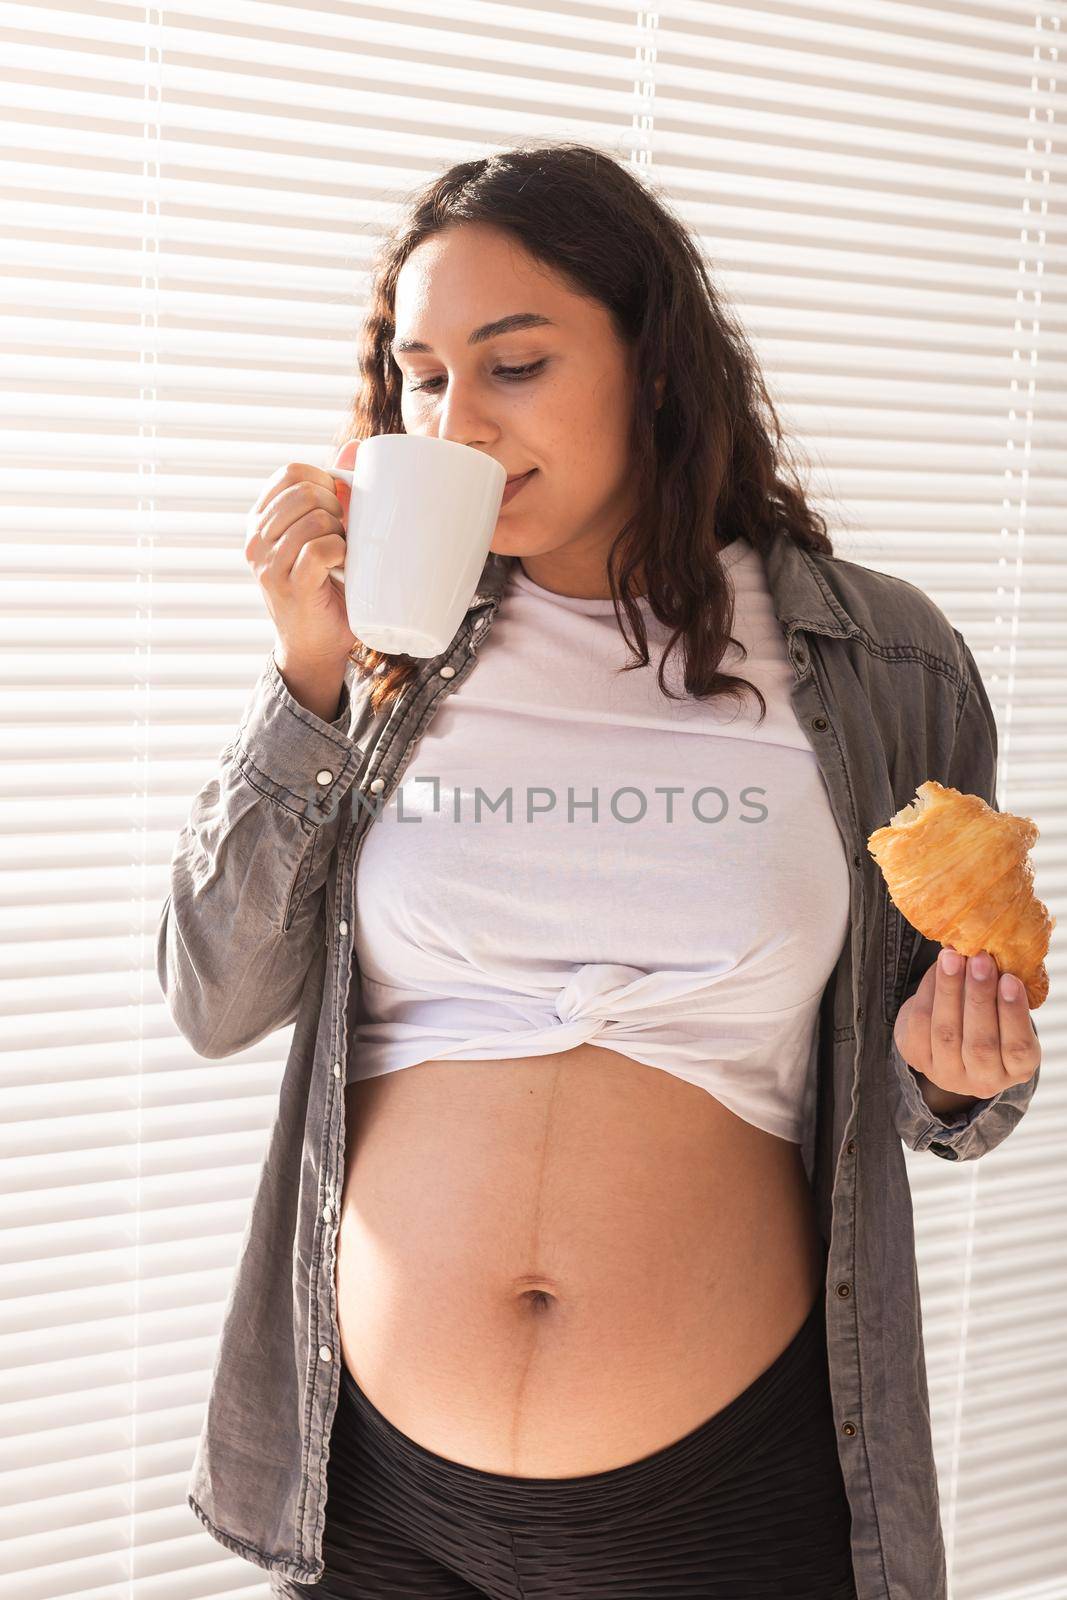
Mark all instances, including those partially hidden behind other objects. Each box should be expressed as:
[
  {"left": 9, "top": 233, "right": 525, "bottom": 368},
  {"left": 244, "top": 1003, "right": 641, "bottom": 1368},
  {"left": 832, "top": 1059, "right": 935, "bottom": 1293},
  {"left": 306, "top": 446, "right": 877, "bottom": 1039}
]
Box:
[{"left": 348, "top": 536, "right": 851, "bottom": 1145}]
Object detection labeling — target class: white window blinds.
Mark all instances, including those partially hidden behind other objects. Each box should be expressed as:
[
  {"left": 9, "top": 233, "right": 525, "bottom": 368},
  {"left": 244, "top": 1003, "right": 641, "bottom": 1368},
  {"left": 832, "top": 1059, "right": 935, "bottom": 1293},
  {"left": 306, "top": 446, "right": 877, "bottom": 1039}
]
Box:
[{"left": 1, "top": 3, "right": 1062, "bottom": 1597}]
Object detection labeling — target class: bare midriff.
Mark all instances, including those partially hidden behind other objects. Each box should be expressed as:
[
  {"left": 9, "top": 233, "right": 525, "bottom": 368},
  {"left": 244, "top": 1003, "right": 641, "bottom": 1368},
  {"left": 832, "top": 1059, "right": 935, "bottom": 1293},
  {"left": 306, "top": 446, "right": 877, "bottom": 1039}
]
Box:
[{"left": 335, "top": 1041, "right": 826, "bottom": 1478}]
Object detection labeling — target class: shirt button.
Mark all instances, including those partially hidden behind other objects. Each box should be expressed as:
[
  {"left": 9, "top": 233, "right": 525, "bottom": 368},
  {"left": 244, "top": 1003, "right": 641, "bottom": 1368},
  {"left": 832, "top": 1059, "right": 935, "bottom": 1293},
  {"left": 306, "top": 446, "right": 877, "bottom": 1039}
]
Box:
[
  {"left": 811, "top": 716, "right": 829, "bottom": 732},
  {"left": 333, "top": 1061, "right": 342, "bottom": 1078},
  {"left": 318, "top": 1345, "right": 332, "bottom": 1362},
  {"left": 369, "top": 777, "right": 385, "bottom": 793},
  {"left": 315, "top": 769, "right": 333, "bottom": 786},
  {"left": 474, "top": 616, "right": 487, "bottom": 629},
  {"left": 338, "top": 920, "right": 348, "bottom": 936},
  {"left": 439, "top": 665, "right": 456, "bottom": 679},
  {"left": 835, "top": 1281, "right": 852, "bottom": 1298},
  {"left": 322, "top": 1204, "right": 334, "bottom": 1222}
]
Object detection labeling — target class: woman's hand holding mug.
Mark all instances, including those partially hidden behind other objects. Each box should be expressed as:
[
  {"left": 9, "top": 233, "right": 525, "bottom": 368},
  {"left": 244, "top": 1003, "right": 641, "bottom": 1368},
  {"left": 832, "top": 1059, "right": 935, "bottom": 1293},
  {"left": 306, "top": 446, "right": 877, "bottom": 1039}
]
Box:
[
  {"left": 244, "top": 440, "right": 359, "bottom": 719},
  {"left": 245, "top": 431, "right": 509, "bottom": 688}
]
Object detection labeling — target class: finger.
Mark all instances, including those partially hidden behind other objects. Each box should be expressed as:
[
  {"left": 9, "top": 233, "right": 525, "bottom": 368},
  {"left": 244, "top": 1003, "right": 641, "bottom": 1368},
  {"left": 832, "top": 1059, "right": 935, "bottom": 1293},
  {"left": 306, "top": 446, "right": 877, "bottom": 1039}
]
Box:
[
  {"left": 893, "top": 961, "right": 935, "bottom": 1075},
  {"left": 260, "top": 485, "right": 343, "bottom": 551},
  {"left": 930, "top": 945, "right": 967, "bottom": 1086},
  {"left": 996, "top": 968, "right": 1041, "bottom": 1083},
  {"left": 288, "top": 533, "right": 349, "bottom": 592},
  {"left": 961, "top": 949, "right": 1010, "bottom": 1096},
  {"left": 265, "top": 507, "right": 342, "bottom": 586},
  {"left": 915, "top": 958, "right": 938, "bottom": 1002},
  {"left": 331, "top": 438, "right": 358, "bottom": 526},
  {"left": 253, "top": 462, "right": 345, "bottom": 522}
]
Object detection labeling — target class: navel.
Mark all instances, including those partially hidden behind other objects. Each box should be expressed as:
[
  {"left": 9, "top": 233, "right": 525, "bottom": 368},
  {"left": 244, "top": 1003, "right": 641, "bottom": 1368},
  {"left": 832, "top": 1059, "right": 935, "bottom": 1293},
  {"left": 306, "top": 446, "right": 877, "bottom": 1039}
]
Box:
[
  {"left": 511, "top": 1273, "right": 561, "bottom": 1313},
  {"left": 519, "top": 1288, "right": 556, "bottom": 1314}
]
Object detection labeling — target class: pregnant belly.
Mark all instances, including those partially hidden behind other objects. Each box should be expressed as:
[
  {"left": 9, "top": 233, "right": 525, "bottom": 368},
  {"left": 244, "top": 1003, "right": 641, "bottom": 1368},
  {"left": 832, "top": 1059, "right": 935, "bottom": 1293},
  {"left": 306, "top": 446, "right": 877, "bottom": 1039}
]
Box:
[{"left": 335, "top": 1042, "right": 827, "bottom": 1478}]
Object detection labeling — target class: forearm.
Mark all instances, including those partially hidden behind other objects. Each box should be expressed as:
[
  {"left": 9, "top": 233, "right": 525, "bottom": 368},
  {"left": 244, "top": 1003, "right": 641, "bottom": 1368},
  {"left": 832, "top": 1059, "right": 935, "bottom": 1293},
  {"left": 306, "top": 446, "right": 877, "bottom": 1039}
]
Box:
[{"left": 273, "top": 648, "right": 349, "bottom": 722}]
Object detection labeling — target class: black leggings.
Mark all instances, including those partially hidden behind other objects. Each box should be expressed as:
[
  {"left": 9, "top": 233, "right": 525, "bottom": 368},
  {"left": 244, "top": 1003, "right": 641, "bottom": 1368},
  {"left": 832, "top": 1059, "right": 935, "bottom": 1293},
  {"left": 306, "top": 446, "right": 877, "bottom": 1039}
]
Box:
[{"left": 271, "top": 1292, "right": 857, "bottom": 1599}]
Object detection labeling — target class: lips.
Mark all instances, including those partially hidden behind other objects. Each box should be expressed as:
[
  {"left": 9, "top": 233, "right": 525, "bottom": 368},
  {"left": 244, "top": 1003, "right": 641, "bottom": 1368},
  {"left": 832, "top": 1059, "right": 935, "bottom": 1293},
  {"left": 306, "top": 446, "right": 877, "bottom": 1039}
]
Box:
[{"left": 501, "top": 468, "right": 536, "bottom": 505}]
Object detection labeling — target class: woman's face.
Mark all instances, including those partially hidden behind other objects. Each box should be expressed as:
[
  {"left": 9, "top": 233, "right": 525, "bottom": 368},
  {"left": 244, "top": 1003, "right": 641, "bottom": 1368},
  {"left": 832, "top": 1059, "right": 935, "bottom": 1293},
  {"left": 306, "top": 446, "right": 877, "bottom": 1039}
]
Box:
[{"left": 391, "top": 222, "right": 660, "bottom": 599}]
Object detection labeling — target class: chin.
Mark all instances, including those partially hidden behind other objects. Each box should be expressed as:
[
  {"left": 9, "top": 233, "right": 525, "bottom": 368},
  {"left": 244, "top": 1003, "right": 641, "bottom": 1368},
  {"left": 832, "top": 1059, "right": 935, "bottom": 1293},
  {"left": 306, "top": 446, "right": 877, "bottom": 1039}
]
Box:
[
  {"left": 490, "top": 520, "right": 563, "bottom": 551},
  {"left": 489, "top": 528, "right": 532, "bottom": 555}
]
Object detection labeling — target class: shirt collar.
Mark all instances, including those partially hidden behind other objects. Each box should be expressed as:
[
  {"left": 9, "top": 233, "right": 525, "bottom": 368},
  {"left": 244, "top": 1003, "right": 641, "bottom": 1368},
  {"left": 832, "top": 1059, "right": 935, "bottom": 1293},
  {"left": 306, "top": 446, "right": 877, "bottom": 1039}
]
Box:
[{"left": 468, "top": 525, "right": 863, "bottom": 643}]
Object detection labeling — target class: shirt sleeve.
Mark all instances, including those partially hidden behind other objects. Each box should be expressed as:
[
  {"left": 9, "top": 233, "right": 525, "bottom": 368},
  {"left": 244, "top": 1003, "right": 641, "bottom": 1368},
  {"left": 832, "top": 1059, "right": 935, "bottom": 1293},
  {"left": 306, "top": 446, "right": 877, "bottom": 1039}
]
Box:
[
  {"left": 156, "top": 650, "right": 363, "bottom": 1058},
  {"left": 886, "top": 628, "right": 1043, "bottom": 1161},
  {"left": 889, "top": 1027, "right": 1040, "bottom": 1162}
]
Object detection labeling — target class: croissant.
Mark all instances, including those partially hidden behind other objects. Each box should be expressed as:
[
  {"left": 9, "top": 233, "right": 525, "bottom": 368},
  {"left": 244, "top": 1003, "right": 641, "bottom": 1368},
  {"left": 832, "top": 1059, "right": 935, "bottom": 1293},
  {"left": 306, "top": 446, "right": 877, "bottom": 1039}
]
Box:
[{"left": 866, "top": 781, "right": 1054, "bottom": 1009}]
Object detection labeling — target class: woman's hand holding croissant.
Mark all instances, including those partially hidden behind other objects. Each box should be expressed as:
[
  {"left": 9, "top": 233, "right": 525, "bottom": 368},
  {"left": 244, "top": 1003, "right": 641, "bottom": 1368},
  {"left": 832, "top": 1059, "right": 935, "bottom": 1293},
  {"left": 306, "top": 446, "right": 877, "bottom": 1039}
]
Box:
[{"left": 894, "top": 947, "right": 1042, "bottom": 1104}]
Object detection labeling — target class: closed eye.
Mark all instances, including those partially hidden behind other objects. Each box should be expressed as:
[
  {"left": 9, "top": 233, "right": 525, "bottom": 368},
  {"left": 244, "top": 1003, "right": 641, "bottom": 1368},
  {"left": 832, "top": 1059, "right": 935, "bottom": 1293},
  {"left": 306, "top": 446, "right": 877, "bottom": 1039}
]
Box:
[{"left": 409, "top": 361, "right": 546, "bottom": 394}]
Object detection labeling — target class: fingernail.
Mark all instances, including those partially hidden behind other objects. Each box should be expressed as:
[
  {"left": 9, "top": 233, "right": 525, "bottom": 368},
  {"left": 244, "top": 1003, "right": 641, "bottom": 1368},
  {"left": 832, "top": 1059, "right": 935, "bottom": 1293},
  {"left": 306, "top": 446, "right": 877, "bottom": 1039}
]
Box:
[
  {"left": 939, "top": 949, "right": 962, "bottom": 976},
  {"left": 971, "top": 953, "right": 994, "bottom": 980},
  {"left": 999, "top": 974, "right": 1022, "bottom": 1002}
]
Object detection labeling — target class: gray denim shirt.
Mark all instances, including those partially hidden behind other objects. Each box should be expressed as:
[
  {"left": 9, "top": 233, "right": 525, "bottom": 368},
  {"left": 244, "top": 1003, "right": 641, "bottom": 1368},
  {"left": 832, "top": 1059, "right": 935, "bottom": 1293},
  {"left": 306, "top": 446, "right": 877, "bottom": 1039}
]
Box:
[{"left": 157, "top": 526, "right": 1040, "bottom": 1599}]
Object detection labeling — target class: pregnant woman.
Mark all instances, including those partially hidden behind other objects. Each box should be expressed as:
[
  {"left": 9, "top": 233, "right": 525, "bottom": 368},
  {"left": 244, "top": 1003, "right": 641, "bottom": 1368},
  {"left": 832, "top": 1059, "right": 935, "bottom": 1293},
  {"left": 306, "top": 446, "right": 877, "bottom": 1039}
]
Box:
[{"left": 160, "top": 143, "right": 1041, "bottom": 1600}]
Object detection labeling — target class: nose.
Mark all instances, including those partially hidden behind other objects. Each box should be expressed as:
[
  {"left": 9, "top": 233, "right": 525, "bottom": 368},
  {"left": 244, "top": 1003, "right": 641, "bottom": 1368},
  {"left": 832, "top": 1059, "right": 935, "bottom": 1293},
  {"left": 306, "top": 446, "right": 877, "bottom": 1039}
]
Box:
[{"left": 433, "top": 390, "right": 497, "bottom": 450}]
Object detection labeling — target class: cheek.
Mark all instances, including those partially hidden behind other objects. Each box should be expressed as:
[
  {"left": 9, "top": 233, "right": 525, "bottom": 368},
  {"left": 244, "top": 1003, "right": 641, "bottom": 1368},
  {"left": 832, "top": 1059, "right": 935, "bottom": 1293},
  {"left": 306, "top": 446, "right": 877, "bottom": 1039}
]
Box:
[
  {"left": 577, "top": 380, "right": 631, "bottom": 452},
  {"left": 570, "top": 419, "right": 630, "bottom": 486}
]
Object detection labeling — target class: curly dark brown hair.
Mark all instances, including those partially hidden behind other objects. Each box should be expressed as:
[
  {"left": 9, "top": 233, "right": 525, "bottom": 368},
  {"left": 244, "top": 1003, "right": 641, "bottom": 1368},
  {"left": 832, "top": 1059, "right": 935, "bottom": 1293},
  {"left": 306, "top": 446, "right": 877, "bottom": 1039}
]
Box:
[{"left": 331, "top": 140, "right": 834, "bottom": 720}]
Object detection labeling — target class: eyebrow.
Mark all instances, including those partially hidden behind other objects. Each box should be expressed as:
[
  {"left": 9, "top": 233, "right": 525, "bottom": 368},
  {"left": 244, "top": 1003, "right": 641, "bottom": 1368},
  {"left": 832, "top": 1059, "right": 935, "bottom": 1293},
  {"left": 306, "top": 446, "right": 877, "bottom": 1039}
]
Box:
[{"left": 390, "top": 312, "right": 556, "bottom": 357}]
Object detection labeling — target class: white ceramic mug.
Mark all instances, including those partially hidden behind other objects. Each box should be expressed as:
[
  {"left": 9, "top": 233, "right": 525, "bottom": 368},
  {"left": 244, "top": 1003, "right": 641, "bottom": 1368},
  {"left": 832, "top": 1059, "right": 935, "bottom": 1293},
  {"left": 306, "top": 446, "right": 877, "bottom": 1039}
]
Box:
[{"left": 327, "top": 434, "right": 506, "bottom": 658}]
